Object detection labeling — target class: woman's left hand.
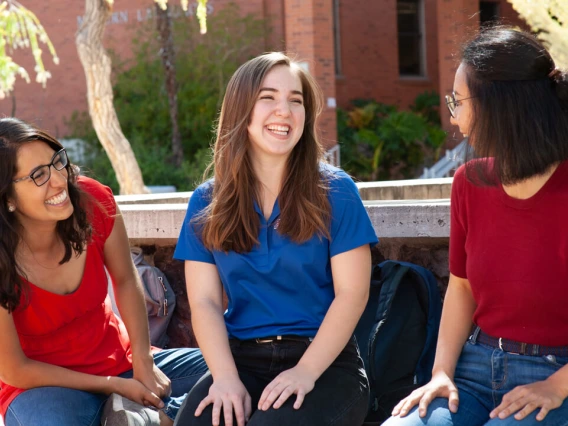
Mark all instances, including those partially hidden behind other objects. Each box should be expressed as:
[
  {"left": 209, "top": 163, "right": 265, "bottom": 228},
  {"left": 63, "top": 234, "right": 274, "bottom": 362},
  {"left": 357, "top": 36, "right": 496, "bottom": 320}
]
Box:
[
  {"left": 490, "top": 379, "right": 565, "bottom": 421},
  {"left": 258, "top": 365, "right": 317, "bottom": 411},
  {"left": 133, "top": 357, "right": 172, "bottom": 400}
]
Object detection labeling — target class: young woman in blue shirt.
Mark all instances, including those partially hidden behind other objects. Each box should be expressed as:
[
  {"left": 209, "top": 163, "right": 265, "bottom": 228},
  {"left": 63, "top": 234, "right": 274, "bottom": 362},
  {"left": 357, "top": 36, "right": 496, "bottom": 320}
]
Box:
[{"left": 173, "top": 52, "right": 378, "bottom": 426}]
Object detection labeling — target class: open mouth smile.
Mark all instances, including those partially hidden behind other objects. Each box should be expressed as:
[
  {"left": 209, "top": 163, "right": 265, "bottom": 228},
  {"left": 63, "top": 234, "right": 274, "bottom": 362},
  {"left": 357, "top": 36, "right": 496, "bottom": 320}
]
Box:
[
  {"left": 266, "top": 125, "right": 290, "bottom": 136},
  {"left": 45, "top": 190, "right": 68, "bottom": 206}
]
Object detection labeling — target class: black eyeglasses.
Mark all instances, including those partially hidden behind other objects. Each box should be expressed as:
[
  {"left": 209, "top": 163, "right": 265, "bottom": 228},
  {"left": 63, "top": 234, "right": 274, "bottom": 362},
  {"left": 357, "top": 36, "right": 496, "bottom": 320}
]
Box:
[
  {"left": 12, "top": 149, "right": 69, "bottom": 187},
  {"left": 445, "top": 92, "right": 475, "bottom": 118}
]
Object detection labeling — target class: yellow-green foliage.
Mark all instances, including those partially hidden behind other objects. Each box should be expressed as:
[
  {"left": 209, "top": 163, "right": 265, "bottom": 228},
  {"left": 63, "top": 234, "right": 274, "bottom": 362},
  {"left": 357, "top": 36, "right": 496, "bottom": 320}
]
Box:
[
  {"left": 0, "top": 0, "right": 207, "bottom": 98},
  {"left": 0, "top": 0, "right": 58, "bottom": 99},
  {"left": 507, "top": 0, "right": 568, "bottom": 68}
]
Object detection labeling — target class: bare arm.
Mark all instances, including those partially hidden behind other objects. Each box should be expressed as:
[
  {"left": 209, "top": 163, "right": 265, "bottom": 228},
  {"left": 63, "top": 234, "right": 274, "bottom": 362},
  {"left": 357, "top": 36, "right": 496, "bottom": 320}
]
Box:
[
  {"left": 185, "top": 260, "right": 236, "bottom": 380},
  {"left": 104, "top": 207, "right": 172, "bottom": 402},
  {"left": 186, "top": 260, "right": 251, "bottom": 426},
  {"left": 297, "top": 244, "right": 371, "bottom": 377},
  {"left": 432, "top": 273, "right": 477, "bottom": 378},
  {"left": 0, "top": 306, "right": 163, "bottom": 407},
  {"left": 104, "top": 209, "right": 153, "bottom": 364},
  {"left": 258, "top": 244, "right": 371, "bottom": 410}
]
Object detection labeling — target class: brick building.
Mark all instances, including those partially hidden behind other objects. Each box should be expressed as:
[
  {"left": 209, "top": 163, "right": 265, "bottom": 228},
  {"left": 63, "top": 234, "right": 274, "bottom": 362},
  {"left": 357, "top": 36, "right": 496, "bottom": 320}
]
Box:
[{"left": 1, "top": 0, "right": 524, "bottom": 150}]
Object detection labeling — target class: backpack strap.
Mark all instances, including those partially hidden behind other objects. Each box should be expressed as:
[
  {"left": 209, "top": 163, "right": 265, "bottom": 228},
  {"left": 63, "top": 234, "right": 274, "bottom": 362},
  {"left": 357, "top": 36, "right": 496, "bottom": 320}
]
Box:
[
  {"left": 367, "top": 261, "right": 410, "bottom": 387},
  {"left": 131, "top": 247, "right": 145, "bottom": 266}
]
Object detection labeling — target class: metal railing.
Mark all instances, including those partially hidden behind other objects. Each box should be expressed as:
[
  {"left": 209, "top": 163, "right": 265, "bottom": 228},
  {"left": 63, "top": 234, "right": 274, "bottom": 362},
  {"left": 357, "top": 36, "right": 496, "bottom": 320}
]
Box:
[{"left": 420, "top": 139, "right": 467, "bottom": 179}]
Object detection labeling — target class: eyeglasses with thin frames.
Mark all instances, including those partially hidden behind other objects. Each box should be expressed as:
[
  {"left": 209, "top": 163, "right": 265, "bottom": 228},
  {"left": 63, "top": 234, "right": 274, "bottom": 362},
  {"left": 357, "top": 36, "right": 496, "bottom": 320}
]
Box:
[
  {"left": 445, "top": 92, "right": 475, "bottom": 118},
  {"left": 12, "top": 148, "right": 69, "bottom": 187}
]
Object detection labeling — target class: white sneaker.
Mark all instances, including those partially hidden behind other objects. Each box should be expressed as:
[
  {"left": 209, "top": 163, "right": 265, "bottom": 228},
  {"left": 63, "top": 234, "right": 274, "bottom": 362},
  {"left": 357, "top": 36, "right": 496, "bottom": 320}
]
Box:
[{"left": 102, "top": 393, "right": 161, "bottom": 426}]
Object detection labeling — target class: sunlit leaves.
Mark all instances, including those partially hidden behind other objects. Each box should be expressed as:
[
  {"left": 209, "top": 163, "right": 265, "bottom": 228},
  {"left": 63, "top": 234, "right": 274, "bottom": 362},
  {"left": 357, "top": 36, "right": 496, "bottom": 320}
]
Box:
[
  {"left": 508, "top": 0, "right": 568, "bottom": 68},
  {"left": 0, "top": 0, "right": 58, "bottom": 98}
]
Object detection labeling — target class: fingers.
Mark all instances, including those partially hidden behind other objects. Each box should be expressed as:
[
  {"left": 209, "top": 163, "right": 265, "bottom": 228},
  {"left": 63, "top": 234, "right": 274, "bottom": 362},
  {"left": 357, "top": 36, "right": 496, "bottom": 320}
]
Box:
[
  {"left": 490, "top": 386, "right": 554, "bottom": 421},
  {"left": 143, "top": 390, "right": 164, "bottom": 409},
  {"left": 448, "top": 388, "right": 460, "bottom": 413},
  {"left": 536, "top": 406, "right": 550, "bottom": 421},
  {"left": 259, "top": 376, "right": 311, "bottom": 411},
  {"left": 294, "top": 390, "right": 306, "bottom": 409},
  {"left": 194, "top": 395, "right": 213, "bottom": 417},
  {"left": 490, "top": 388, "right": 525, "bottom": 420},
  {"left": 272, "top": 386, "right": 294, "bottom": 409},
  {"left": 514, "top": 402, "right": 539, "bottom": 421},
  {"left": 194, "top": 393, "right": 250, "bottom": 426},
  {"left": 233, "top": 397, "right": 247, "bottom": 426},
  {"left": 417, "top": 391, "right": 437, "bottom": 417},
  {"left": 258, "top": 381, "right": 275, "bottom": 410},
  {"left": 392, "top": 391, "right": 424, "bottom": 417},
  {"left": 222, "top": 398, "right": 234, "bottom": 426},
  {"left": 391, "top": 397, "right": 409, "bottom": 416},
  {"left": 244, "top": 393, "right": 252, "bottom": 422},
  {"left": 260, "top": 382, "right": 284, "bottom": 410}
]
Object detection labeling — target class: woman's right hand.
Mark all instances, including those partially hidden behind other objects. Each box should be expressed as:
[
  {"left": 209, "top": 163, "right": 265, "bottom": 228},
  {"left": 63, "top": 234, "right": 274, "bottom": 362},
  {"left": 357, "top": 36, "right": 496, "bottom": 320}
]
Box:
[
  {"left": 195, "top": 376, "right": 252, "bottom": 426},
  {"left": 111, "top": 376, "right": 165, "bottom": 409},
  {"left": 391, "top": 371, "right": 459, "bottom": 418}
]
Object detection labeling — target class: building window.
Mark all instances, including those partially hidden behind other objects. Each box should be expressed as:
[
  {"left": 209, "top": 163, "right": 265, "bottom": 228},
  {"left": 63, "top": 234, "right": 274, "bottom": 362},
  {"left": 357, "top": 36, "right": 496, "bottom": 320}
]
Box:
[
  {"left": 333, "top": 0, "right": 342, "bottom": 77},
  {"left": 397, "top": 0, "right": 425, "bottom": 77},
  {"left": 479, "top": 1, "right": 500, "bottom": 25}
]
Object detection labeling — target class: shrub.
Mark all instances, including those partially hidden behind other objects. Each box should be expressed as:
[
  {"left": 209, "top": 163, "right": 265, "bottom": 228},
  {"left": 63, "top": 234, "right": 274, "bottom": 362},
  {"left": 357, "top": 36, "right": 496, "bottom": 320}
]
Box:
[
  {"left": 66, "top": 3, "right": 266, "bottom": 192},
  {"left": 338, "top": 93, "right": 446, "bottom": 181}
]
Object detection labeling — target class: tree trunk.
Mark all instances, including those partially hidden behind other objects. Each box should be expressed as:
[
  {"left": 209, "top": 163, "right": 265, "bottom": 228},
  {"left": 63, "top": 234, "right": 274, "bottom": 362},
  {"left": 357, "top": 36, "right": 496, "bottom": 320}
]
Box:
[
  {"left": 155, "top": 3, "right": 184, "bottom": 167},
  {"left": 75, "top": 0, "right": 148, "bottom": 195}
]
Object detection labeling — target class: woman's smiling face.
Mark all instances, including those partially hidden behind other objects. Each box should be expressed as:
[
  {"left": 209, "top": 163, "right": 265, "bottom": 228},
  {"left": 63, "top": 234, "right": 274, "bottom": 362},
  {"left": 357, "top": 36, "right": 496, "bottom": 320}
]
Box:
[
  {"left": 247, "top": 64, "right": 306, "bottom": 162},
  {"left": 9, "top": 141, "right": 73, "bottom": 229}
]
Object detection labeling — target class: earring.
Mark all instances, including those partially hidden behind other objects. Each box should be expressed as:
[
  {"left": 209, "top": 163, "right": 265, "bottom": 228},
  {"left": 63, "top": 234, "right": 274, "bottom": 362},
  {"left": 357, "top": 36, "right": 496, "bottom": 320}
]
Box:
[{"left": 8, "top": 204, "right": 15, "bottom": 212}]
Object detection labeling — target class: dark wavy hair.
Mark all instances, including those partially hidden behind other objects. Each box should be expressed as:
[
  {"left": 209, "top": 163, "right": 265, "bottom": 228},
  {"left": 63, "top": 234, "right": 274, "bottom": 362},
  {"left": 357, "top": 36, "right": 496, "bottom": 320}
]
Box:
[
  {"left": 0, "top": 118, "right": 92, "bottom": 312},
  {"left": 199, "top": 52, "right": 331, "bottom": 253},
  {"left": 460, "top": 27, "right": 568, "bottom": 185}
]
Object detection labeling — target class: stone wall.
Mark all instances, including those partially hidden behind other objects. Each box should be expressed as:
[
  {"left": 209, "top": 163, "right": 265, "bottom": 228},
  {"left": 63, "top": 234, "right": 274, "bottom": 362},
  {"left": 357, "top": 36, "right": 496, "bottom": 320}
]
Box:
[
  {"left": 120, "top": 182, "right": 452, "bottom": 348},
  {"left": 136, "top": 236, "right": 449, "bottom": 349}
]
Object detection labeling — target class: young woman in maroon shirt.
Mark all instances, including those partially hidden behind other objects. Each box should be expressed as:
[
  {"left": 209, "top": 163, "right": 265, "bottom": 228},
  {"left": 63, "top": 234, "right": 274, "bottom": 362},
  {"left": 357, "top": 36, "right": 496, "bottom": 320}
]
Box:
[{"left": 385, "top": 27, "right": 568, "bottom": 426}]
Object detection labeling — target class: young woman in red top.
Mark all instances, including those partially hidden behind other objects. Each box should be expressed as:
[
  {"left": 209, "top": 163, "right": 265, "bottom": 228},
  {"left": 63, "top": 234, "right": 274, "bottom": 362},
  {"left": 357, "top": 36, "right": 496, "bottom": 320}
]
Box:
[
  {"left": 0, "top": 118, "right": 207, "bottom": 426},
  {"left": 384, "top": 27, "right": 568, "bottom": 426}
]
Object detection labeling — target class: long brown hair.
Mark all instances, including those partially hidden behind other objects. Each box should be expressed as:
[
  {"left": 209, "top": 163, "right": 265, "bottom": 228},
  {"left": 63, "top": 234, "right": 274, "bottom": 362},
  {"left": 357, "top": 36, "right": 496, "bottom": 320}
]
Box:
[
  {"left": 0, "top": 118, "right": 92, "bottom": 312},
  {"left": 199, "top": 52, "right": 331, "bottom": 253}
]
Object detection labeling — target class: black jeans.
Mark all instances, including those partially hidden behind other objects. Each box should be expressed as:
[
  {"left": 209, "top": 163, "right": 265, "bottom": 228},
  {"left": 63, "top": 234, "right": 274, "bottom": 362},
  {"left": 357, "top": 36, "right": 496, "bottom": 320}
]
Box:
[{"left": 174, "top": 336, "right": 369, "bottom": 426}]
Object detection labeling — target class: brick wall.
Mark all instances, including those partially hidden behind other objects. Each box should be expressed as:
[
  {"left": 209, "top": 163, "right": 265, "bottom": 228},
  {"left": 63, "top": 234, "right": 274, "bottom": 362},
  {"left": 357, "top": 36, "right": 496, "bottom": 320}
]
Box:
[
  {"left": 283, "top": 0, "right": 338, "bottom": 149},
  {"left": 335, "top": 0, "right": 440, "bottom": 112},
  {"left": 1, "top": 0, "right": 526, "bottom": 150},
  {"left": 436, "top": 0, "right": 526, "bottom": 143},
  {"left": 0, "top": 0, "right": 268, "bottom": 137}
]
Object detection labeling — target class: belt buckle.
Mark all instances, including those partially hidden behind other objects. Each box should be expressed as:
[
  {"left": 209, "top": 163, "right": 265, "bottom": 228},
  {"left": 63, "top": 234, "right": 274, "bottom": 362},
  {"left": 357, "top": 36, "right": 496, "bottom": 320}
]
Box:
[
  {"left": 498, "top": 337, "right": 520, "bottom": 355},
  {"left": 255, "top": 336, "right": 282, "bottom": 344}
]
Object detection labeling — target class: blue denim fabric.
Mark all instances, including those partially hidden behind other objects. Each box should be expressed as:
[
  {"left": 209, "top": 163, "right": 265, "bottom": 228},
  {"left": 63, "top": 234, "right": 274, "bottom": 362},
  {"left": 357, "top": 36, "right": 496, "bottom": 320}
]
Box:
[
  {"left": 5, "top": 348, "right": 206, "bottom": 426},
  {"left": 383, "top": 337, "right": 568, "bottom": 426}
]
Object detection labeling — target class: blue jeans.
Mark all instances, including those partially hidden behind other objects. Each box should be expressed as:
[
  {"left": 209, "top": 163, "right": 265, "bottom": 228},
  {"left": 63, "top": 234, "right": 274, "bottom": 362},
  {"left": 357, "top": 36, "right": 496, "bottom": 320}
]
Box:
[
  {"left": 174, "top": 336, "right": 369, "bottom": 426},
  {"left": 5, "top": 348, "right": 207, "bottom": 426},
  {"left": 383, "top": 337, "right": 568, "bottom": 426}
]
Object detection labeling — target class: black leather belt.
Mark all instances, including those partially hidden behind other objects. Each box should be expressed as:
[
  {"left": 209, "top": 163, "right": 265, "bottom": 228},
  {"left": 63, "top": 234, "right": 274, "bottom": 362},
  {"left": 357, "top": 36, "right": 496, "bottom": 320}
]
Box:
[
  {"left": 473, "top": 327, "right": 568, "bottom": 357},
  {"left": 252, "top": 335, "right": 313, "bottom": 344}
]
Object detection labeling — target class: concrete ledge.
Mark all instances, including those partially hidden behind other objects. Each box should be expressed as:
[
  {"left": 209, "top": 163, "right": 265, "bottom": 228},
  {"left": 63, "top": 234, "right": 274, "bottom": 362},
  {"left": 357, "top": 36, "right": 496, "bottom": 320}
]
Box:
[
  {"left": 122, "top": 196, "right": 453, "bottom": 348},
  {"left": 115, "top": 178, "right": 453, "bottom": 205},
  {"left": 115, "top": 192, "right": 193, "bottom": 205},
  {"left": 121, "top": 200, "right": 451, "bottom": 244},
  {"left": 365, "top": 199, "right": 450, "bottom": 238},
  {"left": 357, "top": 178, "right": 452, "bottom": 200}
]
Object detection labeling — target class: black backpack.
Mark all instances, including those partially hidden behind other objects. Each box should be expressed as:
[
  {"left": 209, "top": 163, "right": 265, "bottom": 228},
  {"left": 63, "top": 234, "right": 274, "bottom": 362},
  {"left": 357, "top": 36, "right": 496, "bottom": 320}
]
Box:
[{"left": 354, "top": 260, "right": 442, "bottom": 425}]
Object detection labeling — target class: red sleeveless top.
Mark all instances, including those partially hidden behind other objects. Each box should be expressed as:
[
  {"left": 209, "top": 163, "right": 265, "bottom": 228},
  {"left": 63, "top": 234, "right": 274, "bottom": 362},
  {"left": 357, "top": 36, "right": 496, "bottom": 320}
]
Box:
[{"left": 0, "top": 177, "right": 133, "bottom": 418}]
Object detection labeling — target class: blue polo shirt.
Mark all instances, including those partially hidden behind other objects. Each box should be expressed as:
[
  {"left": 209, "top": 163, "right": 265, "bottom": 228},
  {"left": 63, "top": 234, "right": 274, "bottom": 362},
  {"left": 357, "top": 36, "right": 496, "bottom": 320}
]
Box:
[{"left": 174, "top": 165, "right": 378, "bottom": 340}]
